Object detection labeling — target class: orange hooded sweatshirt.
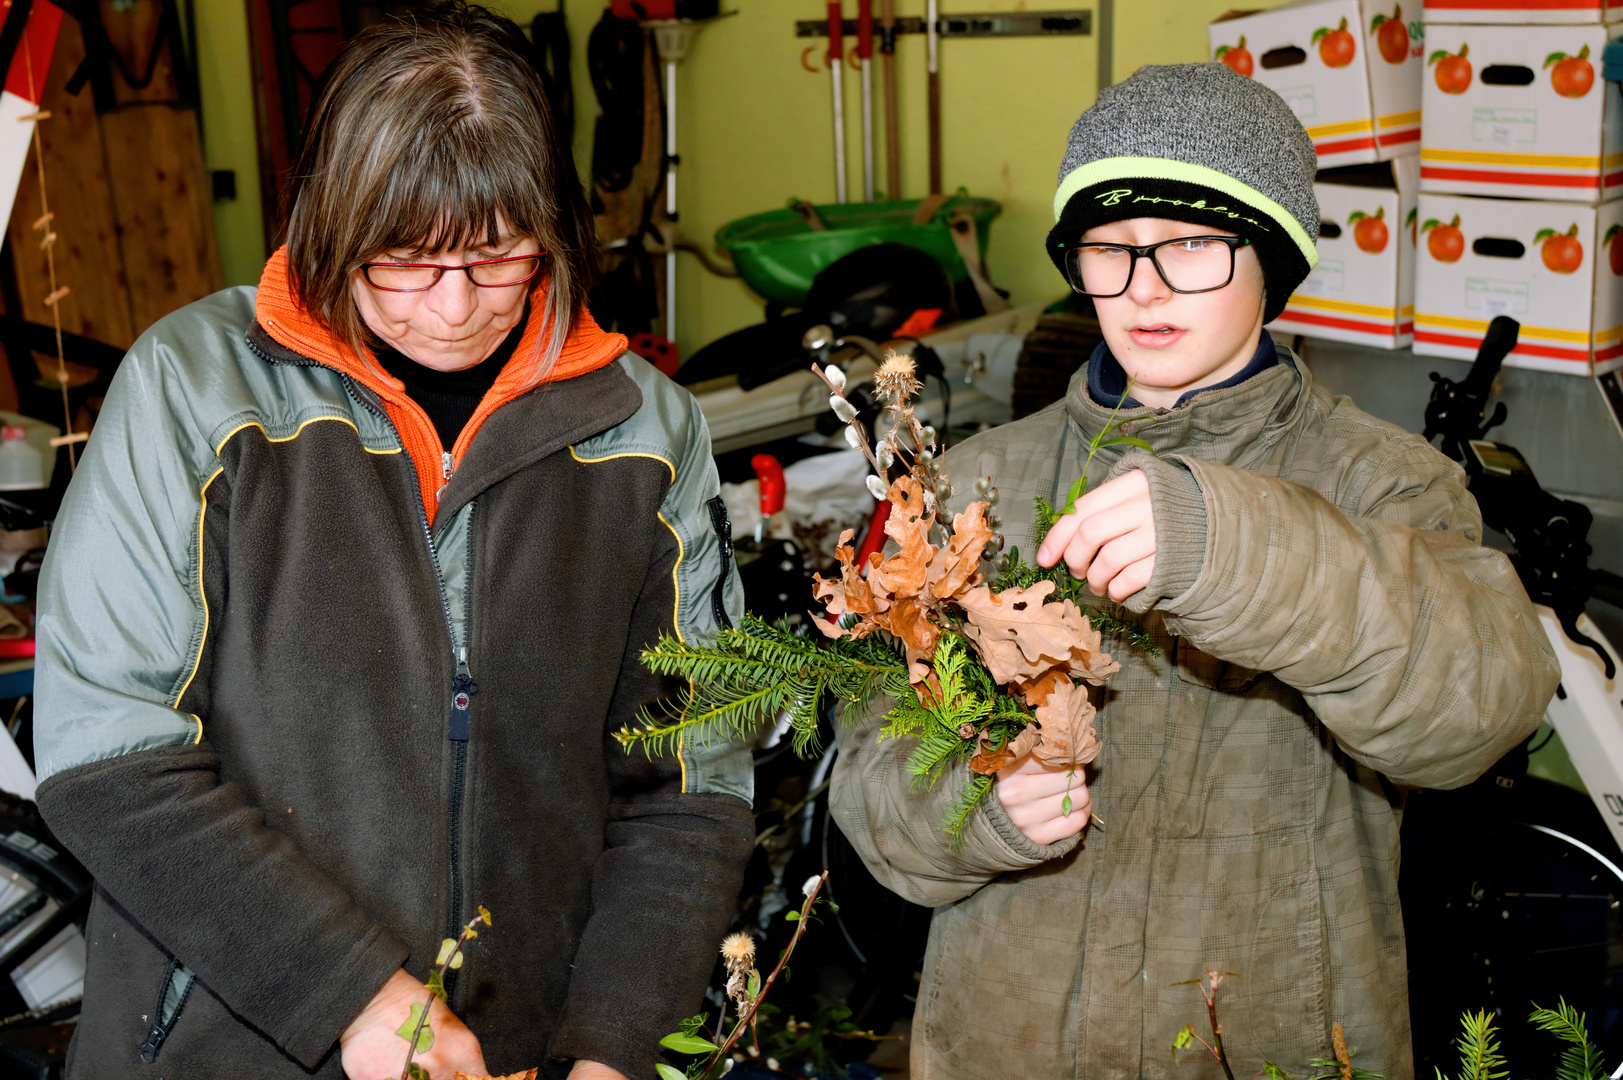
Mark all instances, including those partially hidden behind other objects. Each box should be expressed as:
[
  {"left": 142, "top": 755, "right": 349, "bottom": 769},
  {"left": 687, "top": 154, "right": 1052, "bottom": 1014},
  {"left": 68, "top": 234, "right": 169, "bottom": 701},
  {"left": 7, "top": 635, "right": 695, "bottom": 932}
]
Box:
[{"left": 254, "top": 246, "right": 628, "bottom": 519}]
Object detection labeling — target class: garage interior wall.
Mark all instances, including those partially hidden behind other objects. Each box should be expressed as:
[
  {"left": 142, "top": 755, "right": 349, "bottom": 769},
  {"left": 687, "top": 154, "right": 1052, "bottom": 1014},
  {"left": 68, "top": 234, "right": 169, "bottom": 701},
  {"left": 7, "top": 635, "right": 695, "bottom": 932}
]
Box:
[{"left": 192, "top": 0, "right": 1288, "bottom": 357}]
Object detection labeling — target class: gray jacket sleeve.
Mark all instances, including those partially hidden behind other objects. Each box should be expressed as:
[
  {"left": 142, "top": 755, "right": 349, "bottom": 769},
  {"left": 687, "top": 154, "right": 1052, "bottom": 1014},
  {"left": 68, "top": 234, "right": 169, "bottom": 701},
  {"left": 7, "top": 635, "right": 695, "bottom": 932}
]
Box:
[
  {"left": 33, "top": 344, "right": 409, "bottom": 1068},
  {"left": 1120, "top": 439, "right": 1560, "bottom": 790}
]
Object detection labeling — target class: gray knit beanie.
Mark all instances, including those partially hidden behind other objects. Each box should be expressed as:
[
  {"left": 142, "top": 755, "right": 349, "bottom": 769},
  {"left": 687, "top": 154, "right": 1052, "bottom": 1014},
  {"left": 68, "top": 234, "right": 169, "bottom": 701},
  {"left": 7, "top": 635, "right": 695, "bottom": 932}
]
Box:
[{"left": 1047, "top": 62, "right": 1320, "bottom": 323}]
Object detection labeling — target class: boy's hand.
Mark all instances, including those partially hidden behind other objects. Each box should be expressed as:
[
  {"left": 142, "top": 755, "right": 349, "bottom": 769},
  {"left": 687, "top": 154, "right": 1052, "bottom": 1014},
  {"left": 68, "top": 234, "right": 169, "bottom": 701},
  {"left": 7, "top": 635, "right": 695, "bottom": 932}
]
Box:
[
  {"left": 1035, "top": 470, "right": 1156, "bottom": 602},
  {"left": 995, "top": 752, "right": 1092, "bottom": 846}
]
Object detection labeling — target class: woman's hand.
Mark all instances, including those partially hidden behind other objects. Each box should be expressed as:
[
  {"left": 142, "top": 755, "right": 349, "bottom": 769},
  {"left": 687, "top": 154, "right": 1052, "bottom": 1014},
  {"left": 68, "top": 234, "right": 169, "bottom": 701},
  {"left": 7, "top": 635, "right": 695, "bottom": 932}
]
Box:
[
  {"left": 567, "top": 1061, "right": 631, "bottom": 1080},
  {"left": 1035, "top": 469, "right": 1157, "bottom": 602},
  {"left": 341, "top": 968, "right": 487, "bottom": 1080},
  {"left": 994, "top": 752, "right": 1093, "bottom": 846}
]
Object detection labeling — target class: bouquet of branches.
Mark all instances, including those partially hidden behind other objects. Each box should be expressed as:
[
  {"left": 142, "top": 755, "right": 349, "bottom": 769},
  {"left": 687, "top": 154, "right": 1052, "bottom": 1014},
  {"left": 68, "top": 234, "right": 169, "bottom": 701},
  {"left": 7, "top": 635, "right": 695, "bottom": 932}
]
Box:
[{"left": 618, "top": 351, "right": 1153, "bottom": 839}]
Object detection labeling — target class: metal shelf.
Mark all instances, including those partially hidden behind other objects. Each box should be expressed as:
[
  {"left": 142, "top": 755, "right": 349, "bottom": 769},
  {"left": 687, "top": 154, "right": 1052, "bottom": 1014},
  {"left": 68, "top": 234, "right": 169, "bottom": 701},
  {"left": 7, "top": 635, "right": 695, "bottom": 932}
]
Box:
[{"left": 795, "top": 10, "right": 1091, "bottom": 39}]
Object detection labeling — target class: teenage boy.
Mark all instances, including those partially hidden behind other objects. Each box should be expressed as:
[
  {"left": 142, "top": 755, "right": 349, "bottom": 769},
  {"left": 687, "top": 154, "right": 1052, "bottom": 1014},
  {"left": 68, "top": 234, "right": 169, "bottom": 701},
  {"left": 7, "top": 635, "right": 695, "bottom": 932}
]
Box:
[{"left": 830, "top": 63, "right": 1558, "bottom": 1079}]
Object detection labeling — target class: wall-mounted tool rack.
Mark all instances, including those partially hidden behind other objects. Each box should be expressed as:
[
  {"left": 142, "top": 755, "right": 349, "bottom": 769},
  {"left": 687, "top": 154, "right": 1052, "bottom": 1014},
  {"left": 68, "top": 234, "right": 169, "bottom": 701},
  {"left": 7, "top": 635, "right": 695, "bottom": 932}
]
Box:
[{"left": 795, "top": 10, "right": 1091, "bottom": 39}]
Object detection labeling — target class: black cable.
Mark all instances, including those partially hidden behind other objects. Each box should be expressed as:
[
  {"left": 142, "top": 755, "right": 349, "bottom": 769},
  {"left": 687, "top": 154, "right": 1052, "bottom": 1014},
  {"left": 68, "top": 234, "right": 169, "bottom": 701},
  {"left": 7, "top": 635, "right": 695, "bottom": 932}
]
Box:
[
  {"left": 530, "top": 4, "right": 575, "bottom": 155},
  {"left": 587, "top": 11, "right": 644, "bottom": 194}
]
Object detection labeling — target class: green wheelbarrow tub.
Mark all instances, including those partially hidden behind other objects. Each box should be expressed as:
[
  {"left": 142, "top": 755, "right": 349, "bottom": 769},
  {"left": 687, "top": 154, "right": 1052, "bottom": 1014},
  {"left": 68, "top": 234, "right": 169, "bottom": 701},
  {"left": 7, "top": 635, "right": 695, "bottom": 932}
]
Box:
[{"left": 715, "top": 195, "right": 1002, "bottom": 307}]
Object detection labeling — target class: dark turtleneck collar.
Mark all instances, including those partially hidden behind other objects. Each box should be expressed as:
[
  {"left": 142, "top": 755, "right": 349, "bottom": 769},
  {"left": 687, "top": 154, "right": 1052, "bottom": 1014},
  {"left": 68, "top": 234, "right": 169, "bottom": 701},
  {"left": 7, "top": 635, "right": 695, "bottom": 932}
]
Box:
[{"left": 1088, "top": 329, "right": 1280, "bottom": 411}]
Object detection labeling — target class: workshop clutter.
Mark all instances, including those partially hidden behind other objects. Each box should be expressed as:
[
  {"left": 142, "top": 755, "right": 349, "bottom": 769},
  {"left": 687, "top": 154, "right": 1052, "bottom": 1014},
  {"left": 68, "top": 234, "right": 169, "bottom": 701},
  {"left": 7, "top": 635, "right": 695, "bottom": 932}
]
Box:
[
  {"left": 1411, "top": 191, "right": 1623, "bottom": 373},
  {"left": 1418, "top": 23, "right": 1622, "bottom": 201},
  {"left": 1422, "top": 0, "right": 1623, "bottom": 25},
  {"left": 1208, "top": 0, "right": 1424, "bottom": 168},
  {"left": 1270, "top": 158, "right": 1422, "bottom": 348}
]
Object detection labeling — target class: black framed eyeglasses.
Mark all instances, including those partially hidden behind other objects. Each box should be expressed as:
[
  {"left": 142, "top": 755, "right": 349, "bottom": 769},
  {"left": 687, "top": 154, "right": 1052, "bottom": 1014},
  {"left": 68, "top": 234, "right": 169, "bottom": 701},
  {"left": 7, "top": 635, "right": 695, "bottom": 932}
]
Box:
[
  {"left": 1063, "top": 235, "right": 1250, "bottom": 298},
  {"left": 361, "top": 252, "right": 544, "bottom": 293}
]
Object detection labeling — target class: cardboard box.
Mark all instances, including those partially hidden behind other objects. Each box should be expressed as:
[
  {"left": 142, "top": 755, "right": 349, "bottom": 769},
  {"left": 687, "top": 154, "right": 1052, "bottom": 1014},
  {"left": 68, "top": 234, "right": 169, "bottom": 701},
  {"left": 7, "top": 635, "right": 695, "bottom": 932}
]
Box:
[
  {"left": 1208, "top": 0, "right": 1423, "bottom": 168},
  {"left": 1270, "top": 158, "right": 1421, "bottom": 347},
  {"left": 1412, "top": 191, "right": 1623, "bottom": 374},
  {"left": 1418, "top": 23, "right": 1622, "bottom": 202},
  {"left": 1422, "top": 0, "right": 1622, "bottom": 26}
]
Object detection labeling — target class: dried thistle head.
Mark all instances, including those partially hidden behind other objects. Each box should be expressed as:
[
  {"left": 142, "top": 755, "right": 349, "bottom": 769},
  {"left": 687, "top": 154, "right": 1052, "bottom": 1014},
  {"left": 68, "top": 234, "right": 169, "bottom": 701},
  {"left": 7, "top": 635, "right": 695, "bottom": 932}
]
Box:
[
  {"left": 720, "top": 932, "right": 756, "bottom": 969},
  {"left": 873, "top": 352, "right": 922, "bottom": 401}
]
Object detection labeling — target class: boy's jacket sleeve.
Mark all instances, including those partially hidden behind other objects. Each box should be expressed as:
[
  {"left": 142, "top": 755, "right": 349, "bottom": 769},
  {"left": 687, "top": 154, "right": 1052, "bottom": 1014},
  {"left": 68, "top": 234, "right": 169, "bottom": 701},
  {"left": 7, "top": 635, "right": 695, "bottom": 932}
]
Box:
[
  {"left": 1121, "top": 441, "right": 1560, "bottom": 790},
  {"left": 829, "top": 697, "right": 1080, "bottom": 908}
]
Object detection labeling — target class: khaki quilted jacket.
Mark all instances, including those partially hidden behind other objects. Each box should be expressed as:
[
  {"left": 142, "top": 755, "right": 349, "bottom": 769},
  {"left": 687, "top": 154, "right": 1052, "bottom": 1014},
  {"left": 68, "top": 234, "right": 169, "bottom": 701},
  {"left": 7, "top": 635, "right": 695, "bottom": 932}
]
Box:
[{"left": 829, "top": 343, "right": 1559, "bottom": 1080}]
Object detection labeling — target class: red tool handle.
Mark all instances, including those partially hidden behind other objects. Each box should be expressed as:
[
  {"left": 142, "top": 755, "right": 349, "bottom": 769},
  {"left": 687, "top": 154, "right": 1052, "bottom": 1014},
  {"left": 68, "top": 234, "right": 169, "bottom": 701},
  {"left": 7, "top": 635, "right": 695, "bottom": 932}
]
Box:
[
  {"left": 827, "top": 0, "right": 843, "bottom": 64},
  {"left": 751, "top": 454, "right": 786, "bottom": 517},
  {"left": 856, "top": 0, "right": 873, "bottom": 59}
]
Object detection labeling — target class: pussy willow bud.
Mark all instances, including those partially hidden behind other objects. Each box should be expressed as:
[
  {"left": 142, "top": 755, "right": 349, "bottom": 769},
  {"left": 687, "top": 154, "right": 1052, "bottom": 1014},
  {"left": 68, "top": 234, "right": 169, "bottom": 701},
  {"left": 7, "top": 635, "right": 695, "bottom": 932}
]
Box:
[
  {"left": 830, "top": 395, "right": 858, "bottom": 423},
  {"left": 825, "top": 364, "right": 846, "bottom": 390},
  {"left": 985, "top": 487, "right": 999, "bottom": 505},
  {"left": 917, "top": 448, "right": 933, "bottom": 464},
  {"left": 988, "top": 512, "right": 1002, "bottom": 529},
  {"left": 844, "top": 425, "right": 863, "bottom": 449},
  {"left": 921, "top": 425, "right": 937, "bottom": 446},
  {"left": 936, "top": 482, "right": 954, "bottom": 502},
  {"left": 865, "top": 474, "right": 888, "bottom": 500},
  {"left": 877, "top": 444, "right": 895, "bottom": 468}
]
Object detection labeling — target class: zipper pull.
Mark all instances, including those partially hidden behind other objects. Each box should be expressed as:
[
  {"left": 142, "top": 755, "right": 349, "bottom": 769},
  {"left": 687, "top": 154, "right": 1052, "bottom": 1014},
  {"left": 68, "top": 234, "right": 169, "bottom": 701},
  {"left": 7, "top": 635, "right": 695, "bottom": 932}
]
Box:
[
  {"left": 442, "top": 451, "right": 454, "bottom": 481},
  {"left": 448, "top": 647, "right": 472, "bottom": 741}
]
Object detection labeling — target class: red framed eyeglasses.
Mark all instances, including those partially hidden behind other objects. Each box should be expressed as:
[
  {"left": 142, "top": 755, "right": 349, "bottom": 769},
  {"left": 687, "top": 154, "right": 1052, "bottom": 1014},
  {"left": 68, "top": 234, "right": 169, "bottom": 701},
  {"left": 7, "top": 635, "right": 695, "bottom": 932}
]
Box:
[{"left": 361, "top": 253, "right": 543, "bottom": 292}]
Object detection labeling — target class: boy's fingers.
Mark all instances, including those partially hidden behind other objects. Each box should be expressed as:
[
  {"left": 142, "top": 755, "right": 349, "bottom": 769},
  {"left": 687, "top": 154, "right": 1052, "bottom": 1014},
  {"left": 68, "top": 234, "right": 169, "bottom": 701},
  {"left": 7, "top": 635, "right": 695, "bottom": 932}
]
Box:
[
  {"left": 1061, "top": 502, "right": 1143, "bottom": 580},
  {"left": 1071, "top": 468, "right": 1148, "bottom": 519},
  {"left": 1107, "top": 555, "right": 1156, "bottom": 602},
  {"left": 1081, "top": 528, "right": 1157, "bottom": 594},
  {"left": 1036, "top": 511, "right": 1084, "bottom": 566}
]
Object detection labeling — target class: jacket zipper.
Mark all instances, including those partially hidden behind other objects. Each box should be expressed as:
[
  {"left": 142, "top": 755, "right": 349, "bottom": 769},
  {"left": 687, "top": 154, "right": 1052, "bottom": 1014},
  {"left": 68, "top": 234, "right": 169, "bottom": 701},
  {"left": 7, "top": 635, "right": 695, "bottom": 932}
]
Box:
[
  {"left": 339, "top": 375, "right": 475, "bottom": 997},
  {"left": 705, "top": 495, "right": 734, "bottom": 631},
  {"left": 138, "top": 960, "right": 194, "bottom": 1062}
]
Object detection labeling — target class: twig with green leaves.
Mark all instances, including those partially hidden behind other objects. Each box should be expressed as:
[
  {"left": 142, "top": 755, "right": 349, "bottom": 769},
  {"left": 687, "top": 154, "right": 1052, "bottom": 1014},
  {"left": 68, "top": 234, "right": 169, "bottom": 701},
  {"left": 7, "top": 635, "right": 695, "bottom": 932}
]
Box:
[
  {"left": 1171, "top": 970, "right": 1382, "bottom": 1080},
  {"left": 396, "top": 905, "right": 492, "bottom": 1080},
  {"left": 656, "top": 872, "right": 832, "bottom": 1080}
]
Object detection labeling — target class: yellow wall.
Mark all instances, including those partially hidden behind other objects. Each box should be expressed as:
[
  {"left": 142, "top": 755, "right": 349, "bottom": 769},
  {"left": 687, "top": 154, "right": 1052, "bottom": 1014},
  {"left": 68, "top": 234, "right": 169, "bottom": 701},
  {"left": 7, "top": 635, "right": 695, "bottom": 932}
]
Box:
[{"left": 194, "top": 0, "right": 1285, "bottom": 353}]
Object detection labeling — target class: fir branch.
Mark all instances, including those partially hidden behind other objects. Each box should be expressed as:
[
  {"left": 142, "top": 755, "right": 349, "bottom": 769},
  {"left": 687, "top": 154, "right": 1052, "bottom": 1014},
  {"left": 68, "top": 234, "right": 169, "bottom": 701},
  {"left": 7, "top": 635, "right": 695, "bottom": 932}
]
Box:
[
  {"left": 1435, "top": 1010, "right": 1508, "bottom": 1080},
  {"left": 942, "top": 773, "right": 994, "bottom": 837},
  {"left": 1530, "top": 999, "right": 1607, "bottom": 1080},
  {"left": 619, "top": 616, "right": 911, "bottom": 757}
]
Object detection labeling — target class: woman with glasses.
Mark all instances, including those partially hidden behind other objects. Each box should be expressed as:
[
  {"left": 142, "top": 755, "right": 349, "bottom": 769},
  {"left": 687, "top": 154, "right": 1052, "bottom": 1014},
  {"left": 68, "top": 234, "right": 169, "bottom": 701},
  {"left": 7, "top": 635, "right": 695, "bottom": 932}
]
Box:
[{"left": 30, "top": 5, "right": 751, "bottom": 1079}]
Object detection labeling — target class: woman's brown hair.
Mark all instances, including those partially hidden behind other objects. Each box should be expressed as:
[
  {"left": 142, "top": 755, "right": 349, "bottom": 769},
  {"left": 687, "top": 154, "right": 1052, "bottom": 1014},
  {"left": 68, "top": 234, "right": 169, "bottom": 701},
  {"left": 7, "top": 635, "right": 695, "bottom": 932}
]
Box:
[{"left": 284, "top": 2, "right": 595, "bottom": 378}]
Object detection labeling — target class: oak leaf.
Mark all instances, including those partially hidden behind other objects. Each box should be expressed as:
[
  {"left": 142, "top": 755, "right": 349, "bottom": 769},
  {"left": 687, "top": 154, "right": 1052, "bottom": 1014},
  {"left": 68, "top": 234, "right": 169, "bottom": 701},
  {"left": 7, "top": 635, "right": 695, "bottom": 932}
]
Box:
[
  {"left": 958, "top": 582, "right": 1078, "bottom": 684},
  {"left": 927, "top": 501, "right": 993, "bottom": 603},
  {"left": 969, "top": 720, "right": 1043, "bottom": 774},
  {"left": 1015, "top": 667, "right": 1069, "bottom": 708},
  {"left": 454, "top": 1072, "right": 539, "bottom": 1080},
  {"left": 869, "top": 476, "right": 935, "bottom": 598},
  {"left": 1031, "top": 678, "right": 1101, "bottom": 769},
  {"left": 812, "top": 529, "right": 888, "bottom": 639}
]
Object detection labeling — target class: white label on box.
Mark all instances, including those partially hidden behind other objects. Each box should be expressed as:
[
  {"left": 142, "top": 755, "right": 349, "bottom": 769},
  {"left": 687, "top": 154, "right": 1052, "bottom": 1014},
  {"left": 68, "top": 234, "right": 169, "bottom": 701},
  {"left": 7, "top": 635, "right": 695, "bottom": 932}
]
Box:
[
  {"left": 1471, "top": 108, "right": 1537, "bottom": 147},
  {"left": 1298, "top": 259, "right": 1346, "bottom": 295},
  {"left": 1280, "top": 84, "right": 1317, "bottom": 121},
  {"left": 1465, "top": 277, "right": 1530, "bottom": 316}
]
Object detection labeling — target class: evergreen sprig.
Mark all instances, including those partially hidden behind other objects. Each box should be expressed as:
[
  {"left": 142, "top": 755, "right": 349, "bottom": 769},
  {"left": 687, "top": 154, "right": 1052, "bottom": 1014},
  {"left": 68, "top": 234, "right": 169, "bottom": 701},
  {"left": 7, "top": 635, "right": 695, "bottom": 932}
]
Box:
[
  {"left": 1434, "top": 1010, "right": 1508, "bottom": 1080},
  {"left": 619, "top": 615, "right": 911, "bottom": 758},
  {"left": 1530, "top": 999, "right": 1607, "bottom": 1080}
]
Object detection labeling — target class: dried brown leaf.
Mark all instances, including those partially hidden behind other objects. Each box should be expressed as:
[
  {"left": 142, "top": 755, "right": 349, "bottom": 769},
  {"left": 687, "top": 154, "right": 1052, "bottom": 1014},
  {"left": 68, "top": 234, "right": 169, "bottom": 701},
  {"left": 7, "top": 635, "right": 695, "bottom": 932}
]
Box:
[
  {"left": 455, "top": 1071, "right": 539, "bottom": 1080},
  {"left": 1031, "top": 678, "right": 1101, "bottom": 769},
  {"left": 927, "top": 501, "right": 993, "bottom": 603},
  {"left": 1007, "top": 722, "right": 1042, "bottom": 759},
  {"left": 1014, "top": 667, "right": 1069, "bottom": 708},
  {"left": 869, "top": 477, "right": 935, "bottom": 598}
]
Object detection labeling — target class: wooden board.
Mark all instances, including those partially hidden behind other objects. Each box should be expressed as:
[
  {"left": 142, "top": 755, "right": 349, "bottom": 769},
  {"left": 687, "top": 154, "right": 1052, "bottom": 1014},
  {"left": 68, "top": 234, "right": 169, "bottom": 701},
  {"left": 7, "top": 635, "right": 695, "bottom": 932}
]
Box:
[
  {"left": 5, "top": 14, "right": 133, "bottom": 350},
  {"left": 4, "top": 1, "right": 222, "bottom": 355}
]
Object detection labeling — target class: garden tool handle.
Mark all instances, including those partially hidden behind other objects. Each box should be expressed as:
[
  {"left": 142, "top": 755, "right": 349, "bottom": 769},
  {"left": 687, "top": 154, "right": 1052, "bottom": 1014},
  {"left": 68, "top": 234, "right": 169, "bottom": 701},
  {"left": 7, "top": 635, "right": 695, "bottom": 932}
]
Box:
[
  {"left": 827, "top": 1, "right": 843, "bottom": 65},
  {"left": 751, "top": 454, "right": 786, "bottom": 517},
  {"left": 856, "top": 0, "right": 873, "bottom": 59}
]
